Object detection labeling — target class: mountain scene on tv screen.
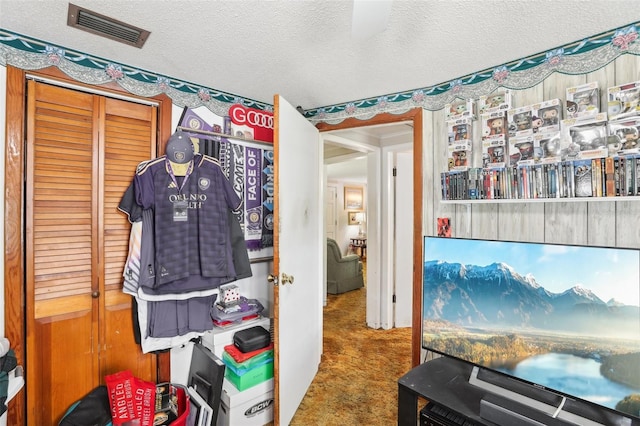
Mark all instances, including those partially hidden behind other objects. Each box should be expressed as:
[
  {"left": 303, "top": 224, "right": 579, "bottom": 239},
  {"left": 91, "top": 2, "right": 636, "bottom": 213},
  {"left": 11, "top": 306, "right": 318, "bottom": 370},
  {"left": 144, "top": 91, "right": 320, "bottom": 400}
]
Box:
[
  {"left": 422, "top": 241, "right": 640, "bottom": 418},
  {"left": 422, "top": 260, "right": 640, "bottom": 339}
]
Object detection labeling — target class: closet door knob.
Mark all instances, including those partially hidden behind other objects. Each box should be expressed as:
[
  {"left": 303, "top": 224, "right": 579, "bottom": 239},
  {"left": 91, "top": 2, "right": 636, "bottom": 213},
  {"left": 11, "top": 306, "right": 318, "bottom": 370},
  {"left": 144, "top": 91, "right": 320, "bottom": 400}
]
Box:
[
  {"left": 91, "top": 291, "right": 100, "bottom": 298},
  {"left": 267, "top": 274, "right": 278, "bottom": 286}
]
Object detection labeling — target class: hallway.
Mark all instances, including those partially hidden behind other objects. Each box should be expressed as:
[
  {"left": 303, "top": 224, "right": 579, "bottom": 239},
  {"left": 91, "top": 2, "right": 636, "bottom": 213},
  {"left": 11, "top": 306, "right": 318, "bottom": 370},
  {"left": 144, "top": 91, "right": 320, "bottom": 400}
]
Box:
[{"left": 290, "top": 279, "right": 412, "bottom": 425}]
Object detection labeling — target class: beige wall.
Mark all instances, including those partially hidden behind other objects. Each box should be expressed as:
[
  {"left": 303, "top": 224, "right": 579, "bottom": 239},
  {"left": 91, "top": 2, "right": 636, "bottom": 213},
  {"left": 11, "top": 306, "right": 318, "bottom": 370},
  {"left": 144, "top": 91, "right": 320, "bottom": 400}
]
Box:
[{"left": 422, "top": 54, "right": 640, "bottom": 250}]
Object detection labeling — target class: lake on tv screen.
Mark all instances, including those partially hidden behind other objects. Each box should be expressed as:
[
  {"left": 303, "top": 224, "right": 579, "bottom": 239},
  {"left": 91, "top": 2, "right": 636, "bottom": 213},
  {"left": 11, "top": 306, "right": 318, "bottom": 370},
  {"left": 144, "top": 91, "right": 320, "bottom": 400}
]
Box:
[{"left": 422, "top": 238, "right": 640, "bottom": 415}]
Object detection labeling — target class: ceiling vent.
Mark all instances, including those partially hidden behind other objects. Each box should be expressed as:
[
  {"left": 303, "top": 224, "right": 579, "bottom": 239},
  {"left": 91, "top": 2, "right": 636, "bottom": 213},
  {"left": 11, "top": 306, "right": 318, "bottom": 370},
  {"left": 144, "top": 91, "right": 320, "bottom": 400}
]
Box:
[{"left": 67, "top": 3, "right": 150, "bottom": 48}]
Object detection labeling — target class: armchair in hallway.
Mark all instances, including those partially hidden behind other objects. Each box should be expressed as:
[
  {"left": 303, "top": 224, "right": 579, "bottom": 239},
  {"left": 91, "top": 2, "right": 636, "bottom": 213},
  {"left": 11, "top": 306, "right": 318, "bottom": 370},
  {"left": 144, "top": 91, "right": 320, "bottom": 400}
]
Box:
[{"left": 326, "top": 238, "right": 365, "bottom": 294}]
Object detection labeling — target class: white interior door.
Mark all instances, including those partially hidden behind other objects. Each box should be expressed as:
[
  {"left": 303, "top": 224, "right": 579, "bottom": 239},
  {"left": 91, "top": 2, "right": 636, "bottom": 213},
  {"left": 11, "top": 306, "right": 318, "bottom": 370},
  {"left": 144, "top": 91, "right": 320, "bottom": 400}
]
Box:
[{"left": 273, "top": 95, "right": 322, "bottom": 425}]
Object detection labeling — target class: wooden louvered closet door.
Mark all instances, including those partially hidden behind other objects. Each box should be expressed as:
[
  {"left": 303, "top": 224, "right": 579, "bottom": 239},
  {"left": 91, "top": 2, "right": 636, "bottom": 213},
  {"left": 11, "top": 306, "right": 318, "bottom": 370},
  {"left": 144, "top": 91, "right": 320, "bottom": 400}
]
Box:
[{"left": 25, "top": 80, "right": 157, "bottom": 425}]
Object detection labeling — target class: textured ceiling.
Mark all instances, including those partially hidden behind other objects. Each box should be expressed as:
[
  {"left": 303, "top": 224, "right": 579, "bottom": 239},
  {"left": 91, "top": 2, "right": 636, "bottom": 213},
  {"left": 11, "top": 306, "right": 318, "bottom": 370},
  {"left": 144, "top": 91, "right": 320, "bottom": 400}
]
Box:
[{"left": 1, "top": 0, "right": 639, "bottom": 110}]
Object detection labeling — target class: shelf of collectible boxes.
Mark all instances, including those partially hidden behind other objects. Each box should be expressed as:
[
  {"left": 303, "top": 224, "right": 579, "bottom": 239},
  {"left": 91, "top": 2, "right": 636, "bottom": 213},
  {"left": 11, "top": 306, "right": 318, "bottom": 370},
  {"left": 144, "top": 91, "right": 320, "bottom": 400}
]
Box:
[
  {"left": 440, "top": 155, "right": 640, "bottom": 203},
  {"left": 440, "top": 81, "right": 640, "bottom": 203}
]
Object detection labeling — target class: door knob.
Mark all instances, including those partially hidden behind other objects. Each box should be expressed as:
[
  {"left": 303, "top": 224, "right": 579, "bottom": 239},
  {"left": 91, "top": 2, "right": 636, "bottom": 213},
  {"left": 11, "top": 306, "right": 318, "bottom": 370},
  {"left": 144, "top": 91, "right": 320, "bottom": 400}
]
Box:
[
  {"left": 267, "top": 274, "right": 278, "bottom": 286},
  {"left": 91, "top": 291, "right": 100, "bottom": 298},
  {"left": 267, "top": 273, "right": 294, "bottom": 286},
  {"left": 281, "top": 273, "right": 294, "bottom": 285}
]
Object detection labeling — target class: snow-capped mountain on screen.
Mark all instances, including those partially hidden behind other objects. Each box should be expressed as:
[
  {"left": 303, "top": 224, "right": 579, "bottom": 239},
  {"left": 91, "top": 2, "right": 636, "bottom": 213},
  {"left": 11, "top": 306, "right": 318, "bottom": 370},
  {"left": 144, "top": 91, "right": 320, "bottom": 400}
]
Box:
[{"left": 423, "top": 260, "right": 638, "bottom": 337}]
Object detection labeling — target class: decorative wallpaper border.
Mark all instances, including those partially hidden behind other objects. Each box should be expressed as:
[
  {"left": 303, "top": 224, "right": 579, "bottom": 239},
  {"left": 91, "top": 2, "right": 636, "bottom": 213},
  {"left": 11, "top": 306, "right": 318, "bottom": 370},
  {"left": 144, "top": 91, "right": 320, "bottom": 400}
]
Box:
[
  {"left": 0, "top": 29, "right": 273, "bottom": 116},
  {"left": 1, "top": 22, "right": 639, "bottom": 124},
  {"left": 307, "top": 23, "right": 640, "bottom": 124}
]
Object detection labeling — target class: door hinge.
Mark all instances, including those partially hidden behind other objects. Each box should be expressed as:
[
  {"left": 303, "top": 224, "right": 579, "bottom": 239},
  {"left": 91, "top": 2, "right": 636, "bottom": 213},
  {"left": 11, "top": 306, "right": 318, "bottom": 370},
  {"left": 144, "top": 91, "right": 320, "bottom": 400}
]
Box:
[
  {"left": 392, "top": 167, "right": 397, "bottom": 177},
  {"left": 392, "top": 294, "right": 396, "bottom": 303}
]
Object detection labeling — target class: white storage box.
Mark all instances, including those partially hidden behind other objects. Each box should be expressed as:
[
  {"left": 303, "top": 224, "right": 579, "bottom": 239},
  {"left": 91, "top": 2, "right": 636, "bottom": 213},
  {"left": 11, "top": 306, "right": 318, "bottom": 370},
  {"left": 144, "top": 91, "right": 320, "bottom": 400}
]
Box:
[
  {"left": 217, "top": 378, "right": 273, "bottom": 426},
  {"left": 201, "top": 316, "right": 270, "bottom": 359}
]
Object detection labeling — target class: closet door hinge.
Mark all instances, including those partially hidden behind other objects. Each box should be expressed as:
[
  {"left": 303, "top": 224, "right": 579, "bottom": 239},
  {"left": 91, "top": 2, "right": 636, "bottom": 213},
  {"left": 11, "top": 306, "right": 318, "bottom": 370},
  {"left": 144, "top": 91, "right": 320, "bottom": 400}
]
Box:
[
  {"left": 392, "top": 294, "right": 396, "bottom": 303},
  {"left": 392, "top": 167, "right": 397, "bottom": 177}
]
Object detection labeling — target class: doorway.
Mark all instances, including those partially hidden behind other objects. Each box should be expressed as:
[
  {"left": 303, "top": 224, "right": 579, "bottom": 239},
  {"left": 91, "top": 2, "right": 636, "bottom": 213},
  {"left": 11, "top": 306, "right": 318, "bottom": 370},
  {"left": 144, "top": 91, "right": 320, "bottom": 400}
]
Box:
[
  {"left": 317, "top": 108, "right": 424, "bottom": 366},
  {"left": 323, "top": 126, "right": 411, "bottom": 328}
]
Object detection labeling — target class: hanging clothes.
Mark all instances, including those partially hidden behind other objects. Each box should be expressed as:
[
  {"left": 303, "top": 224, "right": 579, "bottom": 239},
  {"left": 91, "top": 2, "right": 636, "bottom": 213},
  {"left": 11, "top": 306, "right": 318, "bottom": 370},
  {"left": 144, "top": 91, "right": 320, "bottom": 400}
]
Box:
[
  {"left": 118, "top": 149, "right": 252, "bottom": 351},
  {"left": 134, "top": 153, "right": 241, "bottom": 292}
]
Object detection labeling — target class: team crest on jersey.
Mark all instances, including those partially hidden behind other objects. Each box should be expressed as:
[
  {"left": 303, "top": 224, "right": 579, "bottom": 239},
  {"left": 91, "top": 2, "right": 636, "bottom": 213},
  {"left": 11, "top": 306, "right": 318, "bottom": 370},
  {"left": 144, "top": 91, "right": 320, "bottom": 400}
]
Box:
[{"left": 198, "top": 177, "right": 210, "bottom": 190}]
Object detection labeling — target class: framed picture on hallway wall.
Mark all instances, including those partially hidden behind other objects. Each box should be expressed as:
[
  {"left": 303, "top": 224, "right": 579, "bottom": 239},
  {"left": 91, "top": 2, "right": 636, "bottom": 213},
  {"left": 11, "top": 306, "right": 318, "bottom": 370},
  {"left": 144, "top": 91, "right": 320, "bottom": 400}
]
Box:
[
  {"left": 344, "top": 186, "right": 364, "bottom": 210},
  {"left": 348, "top": 211, "right": 359, "bottom": 225}
]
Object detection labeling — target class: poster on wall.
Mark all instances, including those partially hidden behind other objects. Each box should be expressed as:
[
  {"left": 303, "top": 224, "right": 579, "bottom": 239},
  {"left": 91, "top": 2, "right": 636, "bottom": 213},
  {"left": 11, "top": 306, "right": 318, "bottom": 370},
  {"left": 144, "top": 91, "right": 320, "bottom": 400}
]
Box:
[
  {"left": 437, "top": 217, "right": 451, "bottom": 238},
  {"left": 176, "top": 105, "right": 274, "bottom": 261}
]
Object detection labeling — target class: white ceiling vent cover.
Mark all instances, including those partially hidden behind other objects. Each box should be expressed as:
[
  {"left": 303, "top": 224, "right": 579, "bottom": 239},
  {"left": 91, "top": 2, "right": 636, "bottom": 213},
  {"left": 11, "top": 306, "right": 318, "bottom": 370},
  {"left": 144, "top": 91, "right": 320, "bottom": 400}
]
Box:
[{"left": 67, "top": 3, "right": 150, "bottom": 48}]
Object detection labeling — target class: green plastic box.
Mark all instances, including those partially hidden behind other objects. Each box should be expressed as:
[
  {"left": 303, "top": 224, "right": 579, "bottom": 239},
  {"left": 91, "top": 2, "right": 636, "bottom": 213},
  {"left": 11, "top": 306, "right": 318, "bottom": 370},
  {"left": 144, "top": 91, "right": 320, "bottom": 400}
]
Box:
[
  {"left": 223, "top": 349, "right": 273, "bottom": 374},
  {"left": 224, "top": 360, "right": 274, "bottom": 391}
]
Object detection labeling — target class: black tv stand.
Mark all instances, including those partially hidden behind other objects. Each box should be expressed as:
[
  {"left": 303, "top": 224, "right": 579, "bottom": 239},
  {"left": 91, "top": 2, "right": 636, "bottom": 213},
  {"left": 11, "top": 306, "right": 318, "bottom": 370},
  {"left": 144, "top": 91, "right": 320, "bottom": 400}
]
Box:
[{"left": 398, "top": 356, "right": 639, "bottom": 426}]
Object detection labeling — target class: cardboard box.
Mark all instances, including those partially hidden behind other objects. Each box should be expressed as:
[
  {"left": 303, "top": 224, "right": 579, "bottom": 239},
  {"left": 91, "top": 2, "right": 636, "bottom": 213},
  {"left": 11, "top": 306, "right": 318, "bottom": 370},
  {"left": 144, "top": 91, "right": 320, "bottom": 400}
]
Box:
[
  {"left": 217, "top": 378, "right": 274, "bottom": 426},
  {"left": 201, "top": 317, "right": 270, "bottom": 359}
]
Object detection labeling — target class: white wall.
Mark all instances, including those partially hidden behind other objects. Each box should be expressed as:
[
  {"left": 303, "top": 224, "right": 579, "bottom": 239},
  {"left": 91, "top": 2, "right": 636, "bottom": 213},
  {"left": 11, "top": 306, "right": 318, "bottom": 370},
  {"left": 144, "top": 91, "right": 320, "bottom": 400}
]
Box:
[{"left": 326, "top": 179, "right": 367, "bottom": 255}]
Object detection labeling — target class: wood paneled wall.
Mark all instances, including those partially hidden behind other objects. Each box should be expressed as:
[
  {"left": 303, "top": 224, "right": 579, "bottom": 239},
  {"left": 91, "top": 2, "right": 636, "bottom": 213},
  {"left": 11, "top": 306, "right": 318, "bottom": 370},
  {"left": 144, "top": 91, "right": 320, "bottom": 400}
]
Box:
[{"left": 423, "top": 54, "right": 640, "bottom": 249}]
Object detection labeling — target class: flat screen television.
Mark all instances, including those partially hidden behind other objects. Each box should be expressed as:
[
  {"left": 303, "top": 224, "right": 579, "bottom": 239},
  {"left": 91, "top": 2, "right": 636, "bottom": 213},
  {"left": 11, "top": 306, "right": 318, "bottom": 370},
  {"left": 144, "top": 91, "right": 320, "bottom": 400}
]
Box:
[{"left": 422, "top": 236, "right": 640, "bottom": 424}]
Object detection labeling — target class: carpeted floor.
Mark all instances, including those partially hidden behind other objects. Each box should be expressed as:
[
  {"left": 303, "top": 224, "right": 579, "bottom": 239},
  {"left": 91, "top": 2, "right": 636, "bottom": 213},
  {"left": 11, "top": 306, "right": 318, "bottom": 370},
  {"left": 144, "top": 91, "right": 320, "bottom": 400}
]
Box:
[{"left": 289, "top": 281, "right": 413, "bottom": 425}]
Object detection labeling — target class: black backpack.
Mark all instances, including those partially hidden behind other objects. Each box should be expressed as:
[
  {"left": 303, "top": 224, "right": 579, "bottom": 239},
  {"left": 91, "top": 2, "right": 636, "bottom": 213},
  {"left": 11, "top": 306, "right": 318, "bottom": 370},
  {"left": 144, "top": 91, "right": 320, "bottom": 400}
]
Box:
[{"left": 58, "top": 385, "right": 112, "bottom": 426}]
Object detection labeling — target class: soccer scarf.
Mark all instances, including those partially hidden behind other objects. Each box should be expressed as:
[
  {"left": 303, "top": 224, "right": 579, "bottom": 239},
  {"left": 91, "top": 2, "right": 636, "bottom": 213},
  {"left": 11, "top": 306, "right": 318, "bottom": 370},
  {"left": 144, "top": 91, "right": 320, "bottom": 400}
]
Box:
[
  {"left": 261, "top": 149, "right": 274, "bottom": 248},
  {"left": 244, "top": 146, "right": 263, "bottom": 250}
]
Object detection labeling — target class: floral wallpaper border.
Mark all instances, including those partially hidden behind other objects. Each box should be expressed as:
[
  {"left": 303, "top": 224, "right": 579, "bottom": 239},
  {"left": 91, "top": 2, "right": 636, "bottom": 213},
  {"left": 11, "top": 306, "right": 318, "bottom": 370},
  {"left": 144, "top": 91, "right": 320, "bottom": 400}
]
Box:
[
  {"left": 1, "top": 22, "right": 639, "bottom": 124},
  {"left": 0, "top": 29, "right": 273, "bottom": 117},
  {"left": 307, "top": 23, "right": 640, "bottom": 124}
]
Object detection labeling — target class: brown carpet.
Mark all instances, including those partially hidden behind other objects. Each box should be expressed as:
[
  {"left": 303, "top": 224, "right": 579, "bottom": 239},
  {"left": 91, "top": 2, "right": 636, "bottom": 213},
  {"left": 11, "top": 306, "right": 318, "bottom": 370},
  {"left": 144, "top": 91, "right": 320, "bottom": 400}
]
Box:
[{"left": 289, "top": 283, "right": 413, "bottom": 425}]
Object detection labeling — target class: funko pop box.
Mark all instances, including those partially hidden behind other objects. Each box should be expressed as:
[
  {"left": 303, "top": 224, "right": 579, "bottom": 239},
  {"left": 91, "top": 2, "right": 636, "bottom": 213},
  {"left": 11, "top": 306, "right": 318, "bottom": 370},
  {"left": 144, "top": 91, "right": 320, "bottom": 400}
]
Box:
[
  {"left": 608, "top": 116, "right": 640, "bottom": 156},
  {"left": 507, "top": 104, "right": 535, "bottom": 138},
  {"left": 566, "top": 81, "right": 600, "bottom": 119},
  {"left": 445, "top": 98, "right": 477, "bottom": 121},
  {"left": 447, "top": 145, "right": 471, "bottom": 171},
  {"left": 531, "top": 98, "right": 562, "bottom": 134},
  {"left": 481, "top": 111, "right": 507, "bottom": 140},
  {"left": 447, "top": 117, "right": 473, "bottom": 147},
  {"left": 607, "top": 80, "right": 640, "bottom": 121},
  {"left": 482, "top": 136, "right": 507, "bottom": 169},
  {"left": 560, "top": 112, "right": 609, "bottom": 160},
  {"left": 478, "top": 89, "right": 513, "bottom": 115}
]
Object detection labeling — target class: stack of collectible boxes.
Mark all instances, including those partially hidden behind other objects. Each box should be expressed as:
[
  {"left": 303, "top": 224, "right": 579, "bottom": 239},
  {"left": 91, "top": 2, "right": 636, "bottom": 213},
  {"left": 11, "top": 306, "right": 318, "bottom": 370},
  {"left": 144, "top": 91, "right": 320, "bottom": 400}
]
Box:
[
  {"left": 223, "top": 326, "right": 273, "bottom": 391},
  {"left": 217, "top": 325, "right": 274, "bottom": 425}
]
